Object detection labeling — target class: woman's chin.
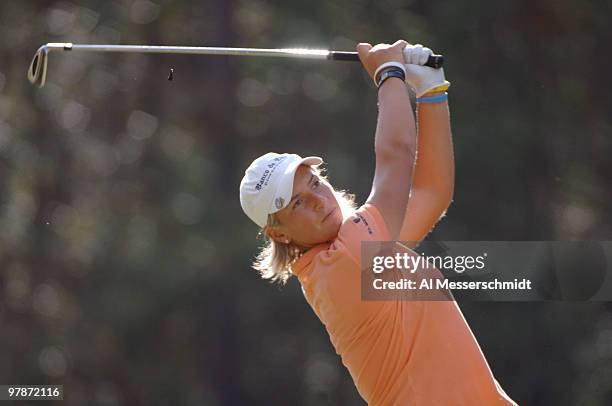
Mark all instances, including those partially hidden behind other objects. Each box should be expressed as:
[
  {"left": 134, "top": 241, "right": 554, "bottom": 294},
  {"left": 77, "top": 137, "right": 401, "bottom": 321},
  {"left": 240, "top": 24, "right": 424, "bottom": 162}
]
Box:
[{"left": 326, "top": 219, "right": 343, "bottom": 241}]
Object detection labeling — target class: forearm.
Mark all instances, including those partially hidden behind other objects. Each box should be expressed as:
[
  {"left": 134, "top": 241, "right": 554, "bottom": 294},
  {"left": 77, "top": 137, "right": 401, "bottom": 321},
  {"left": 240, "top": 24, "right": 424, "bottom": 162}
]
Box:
[
  {"left": 412, "top": 94, "right": 455, "bottom": 203},
  {"left": 375, "top": 79, "right": 417, "bottom": 159}
]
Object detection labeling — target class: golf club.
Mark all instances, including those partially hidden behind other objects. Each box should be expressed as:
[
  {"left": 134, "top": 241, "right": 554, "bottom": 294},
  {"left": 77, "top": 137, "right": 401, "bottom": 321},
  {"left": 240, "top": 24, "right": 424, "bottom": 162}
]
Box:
[{"left": 27, "top": 42, "right": 444, "bottom": 88}]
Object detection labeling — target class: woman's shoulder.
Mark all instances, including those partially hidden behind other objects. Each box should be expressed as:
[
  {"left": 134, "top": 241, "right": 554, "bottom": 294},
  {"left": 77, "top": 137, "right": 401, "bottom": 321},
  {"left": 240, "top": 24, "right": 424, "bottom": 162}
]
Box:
[{"left": 338, "top": 203, "right": 391, "bottom": 242}]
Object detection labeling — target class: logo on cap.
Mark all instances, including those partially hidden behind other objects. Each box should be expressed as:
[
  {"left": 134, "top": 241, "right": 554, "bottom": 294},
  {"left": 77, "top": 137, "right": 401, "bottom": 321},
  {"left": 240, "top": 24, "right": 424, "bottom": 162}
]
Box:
[{"left": 275, "top": 197, "right": 285, "bottom": 209}]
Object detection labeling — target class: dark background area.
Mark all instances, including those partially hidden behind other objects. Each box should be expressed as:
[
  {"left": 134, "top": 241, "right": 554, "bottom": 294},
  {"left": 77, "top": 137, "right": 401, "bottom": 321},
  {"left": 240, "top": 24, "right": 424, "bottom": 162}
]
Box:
[{"left": 1, "top": 1, "right": 611, "bottom": 405}]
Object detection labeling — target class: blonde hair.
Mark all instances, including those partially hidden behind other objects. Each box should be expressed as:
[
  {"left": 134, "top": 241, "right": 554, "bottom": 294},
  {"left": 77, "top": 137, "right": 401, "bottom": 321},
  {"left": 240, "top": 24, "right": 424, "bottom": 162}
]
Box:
[{"left": 252, "top": 165, "right": 357, "bottom": 284}]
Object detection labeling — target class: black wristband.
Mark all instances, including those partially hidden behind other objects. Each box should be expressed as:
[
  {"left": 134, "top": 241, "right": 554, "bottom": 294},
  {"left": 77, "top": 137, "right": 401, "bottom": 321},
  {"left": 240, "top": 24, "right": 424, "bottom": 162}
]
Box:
[{"left": 376, "top": 67, "right": 406, "bottom": 88}]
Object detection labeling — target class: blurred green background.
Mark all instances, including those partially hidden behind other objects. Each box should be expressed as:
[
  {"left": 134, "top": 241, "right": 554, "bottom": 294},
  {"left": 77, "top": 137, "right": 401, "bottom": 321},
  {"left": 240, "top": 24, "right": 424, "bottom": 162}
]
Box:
[{"left": 1, "top": 1, "right": 611, "bottom": 405}]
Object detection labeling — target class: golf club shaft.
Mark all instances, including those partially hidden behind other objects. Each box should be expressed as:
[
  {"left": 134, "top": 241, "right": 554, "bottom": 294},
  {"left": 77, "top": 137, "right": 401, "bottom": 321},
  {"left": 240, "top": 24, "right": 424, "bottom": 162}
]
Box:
[
  {"left": 28, "top": 43, "right": 444, "bottom": 87},
  {"left": 43, "top": 43, "right": 444, "bottom": 65}
]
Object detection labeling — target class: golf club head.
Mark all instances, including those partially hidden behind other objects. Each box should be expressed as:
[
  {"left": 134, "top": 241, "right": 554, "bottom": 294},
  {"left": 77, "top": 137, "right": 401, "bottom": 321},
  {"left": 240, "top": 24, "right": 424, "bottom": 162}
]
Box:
[{"left": 28, "top": 45, "right": 49, "bottom": 88}]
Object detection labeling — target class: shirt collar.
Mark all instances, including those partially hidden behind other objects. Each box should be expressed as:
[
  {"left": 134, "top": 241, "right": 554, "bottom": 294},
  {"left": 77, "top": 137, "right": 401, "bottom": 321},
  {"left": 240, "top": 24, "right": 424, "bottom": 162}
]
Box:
[{"left": 291, "top": 243, "right": 329, "bottom": 277}]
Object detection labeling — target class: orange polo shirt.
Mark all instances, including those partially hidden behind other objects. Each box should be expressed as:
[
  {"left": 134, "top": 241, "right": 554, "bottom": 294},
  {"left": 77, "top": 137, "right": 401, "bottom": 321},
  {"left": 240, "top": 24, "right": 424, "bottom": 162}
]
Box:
[{"left": 292, "top": 204, "right": 517, "bottom": 406}]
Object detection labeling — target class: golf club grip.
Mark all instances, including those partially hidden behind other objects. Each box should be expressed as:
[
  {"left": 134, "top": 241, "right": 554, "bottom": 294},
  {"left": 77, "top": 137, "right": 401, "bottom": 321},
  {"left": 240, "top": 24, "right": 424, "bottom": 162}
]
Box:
[{"left": 329, "top": 51, "right": 444, "bottom": 69}]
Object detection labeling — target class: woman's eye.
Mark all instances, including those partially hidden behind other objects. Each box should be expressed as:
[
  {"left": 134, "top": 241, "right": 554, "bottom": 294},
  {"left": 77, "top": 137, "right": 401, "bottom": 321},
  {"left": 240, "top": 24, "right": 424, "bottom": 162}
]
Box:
[
  {"left": 293, "top": 199, "right": 302, "bottom": 209},
  {"left": 313, "top": 179, "right": 320, "bottom": 188}
]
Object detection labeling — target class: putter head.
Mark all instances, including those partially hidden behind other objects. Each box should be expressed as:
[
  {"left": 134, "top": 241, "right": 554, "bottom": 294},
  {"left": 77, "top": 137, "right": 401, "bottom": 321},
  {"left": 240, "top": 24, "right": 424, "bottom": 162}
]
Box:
[{"left": 28, "top": 45, "right": 49, "bottom": 88}]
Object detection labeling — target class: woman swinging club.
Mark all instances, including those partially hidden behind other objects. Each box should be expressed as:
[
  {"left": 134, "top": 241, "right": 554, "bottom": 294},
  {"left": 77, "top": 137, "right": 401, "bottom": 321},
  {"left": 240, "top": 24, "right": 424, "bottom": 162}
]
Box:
[{"left": 239, "top": 40, "right": 517, "bottom": 405}]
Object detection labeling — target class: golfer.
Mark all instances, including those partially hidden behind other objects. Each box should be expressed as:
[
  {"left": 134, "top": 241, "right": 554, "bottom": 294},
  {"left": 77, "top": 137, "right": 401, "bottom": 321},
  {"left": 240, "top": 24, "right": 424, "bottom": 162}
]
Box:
[{"left": 240, "top": 40, "right": 517, "bottom": 405}]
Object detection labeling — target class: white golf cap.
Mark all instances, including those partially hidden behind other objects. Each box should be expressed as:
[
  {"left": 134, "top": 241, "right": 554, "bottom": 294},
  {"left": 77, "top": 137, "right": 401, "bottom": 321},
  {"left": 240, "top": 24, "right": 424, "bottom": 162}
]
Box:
[{"left": 240, "top": 152, "right": 323, "bottom": 228}]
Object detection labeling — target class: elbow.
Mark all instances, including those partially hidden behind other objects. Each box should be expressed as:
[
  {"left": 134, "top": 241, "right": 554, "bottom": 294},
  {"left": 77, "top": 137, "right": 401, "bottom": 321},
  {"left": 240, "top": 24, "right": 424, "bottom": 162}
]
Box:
[
  {"left": 375, "top": 134, "right": 416, "bottom": 162},
  {"left": 425, "top": 182, "right": 454, "bottom": 212},
  {"left": 431, "top": 188, "right": 454, "bottom": 215},
  {"left": 436, "top": 171, "right": 455, "bottom": 210}
]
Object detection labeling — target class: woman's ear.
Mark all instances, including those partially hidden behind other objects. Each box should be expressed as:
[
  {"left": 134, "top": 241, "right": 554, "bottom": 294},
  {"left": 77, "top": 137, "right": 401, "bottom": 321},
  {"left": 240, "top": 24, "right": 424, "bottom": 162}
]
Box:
[{"left": 265, "top": 226, "right": 290, "bottom": 244}]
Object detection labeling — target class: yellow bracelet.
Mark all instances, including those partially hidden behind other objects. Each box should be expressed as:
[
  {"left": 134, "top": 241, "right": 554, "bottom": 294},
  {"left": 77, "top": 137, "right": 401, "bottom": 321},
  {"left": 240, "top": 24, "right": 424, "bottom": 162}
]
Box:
[{"left": 425, "top": 84, "right": 450, "bottom": 95}]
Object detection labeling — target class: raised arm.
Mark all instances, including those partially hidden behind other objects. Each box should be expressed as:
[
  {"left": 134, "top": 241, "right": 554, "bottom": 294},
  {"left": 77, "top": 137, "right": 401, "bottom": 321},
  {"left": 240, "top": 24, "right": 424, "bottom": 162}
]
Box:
[
  {"left": 399, "top": 92, "right": 454, "bottom": 244},
  {"left": 358, "top": 41, "right": 417, "bottom": 240},
  {"left": 397, "top": 44, "right": 455, "bottom": 245}
]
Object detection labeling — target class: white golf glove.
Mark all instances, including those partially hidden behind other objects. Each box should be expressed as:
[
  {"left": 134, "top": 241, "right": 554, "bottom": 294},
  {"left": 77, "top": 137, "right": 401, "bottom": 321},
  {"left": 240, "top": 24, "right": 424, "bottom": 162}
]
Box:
[{"left": 403, "top": 44, "right": 450, "bottom": 97}]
